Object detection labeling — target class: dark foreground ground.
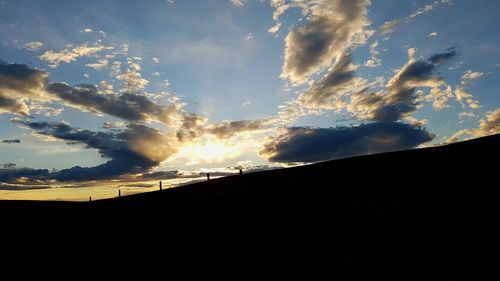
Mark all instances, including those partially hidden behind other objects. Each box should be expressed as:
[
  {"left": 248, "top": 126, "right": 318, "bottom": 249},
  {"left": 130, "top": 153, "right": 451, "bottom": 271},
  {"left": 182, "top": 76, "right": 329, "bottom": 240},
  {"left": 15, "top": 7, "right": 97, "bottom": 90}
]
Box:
[{"left": 1, "top": 135, "right": 500, "bottom": 278}]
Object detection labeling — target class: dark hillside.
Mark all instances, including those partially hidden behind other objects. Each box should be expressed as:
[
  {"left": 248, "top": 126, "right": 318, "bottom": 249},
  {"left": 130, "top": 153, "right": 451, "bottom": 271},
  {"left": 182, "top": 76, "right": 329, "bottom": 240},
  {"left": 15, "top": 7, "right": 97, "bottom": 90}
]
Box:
[{"left": 1, "top": 134, "right": 500, "bottom": 278}]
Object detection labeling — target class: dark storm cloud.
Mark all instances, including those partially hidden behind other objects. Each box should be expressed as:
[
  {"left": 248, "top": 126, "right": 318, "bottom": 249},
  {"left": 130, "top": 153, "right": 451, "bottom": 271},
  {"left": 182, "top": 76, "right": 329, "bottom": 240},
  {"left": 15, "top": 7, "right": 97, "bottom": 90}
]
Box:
[
  {"left": 2, "top": 121, "right": 176, "bottom": 182},
  {"left": 0, "top": 167, "right": 50, "bottom": 182},
  {"left": 0, "top": 61, "right": 49, "bottom": 116},
  {"left": 47, "top": 83, "right": 180, "bottom": 125},
  {"left": 261, "top": 122, "right": 434, "bottom": 163},
  {"left": 2, "top": 139, "right": 21, "bottom": 144}
]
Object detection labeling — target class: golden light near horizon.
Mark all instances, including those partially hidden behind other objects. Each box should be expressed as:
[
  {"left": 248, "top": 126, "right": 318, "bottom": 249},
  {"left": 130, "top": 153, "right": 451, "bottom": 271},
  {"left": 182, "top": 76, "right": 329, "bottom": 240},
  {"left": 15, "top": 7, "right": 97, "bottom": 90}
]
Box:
[{"left": 174, "top": 138, "right": 244, "bottom": 166}]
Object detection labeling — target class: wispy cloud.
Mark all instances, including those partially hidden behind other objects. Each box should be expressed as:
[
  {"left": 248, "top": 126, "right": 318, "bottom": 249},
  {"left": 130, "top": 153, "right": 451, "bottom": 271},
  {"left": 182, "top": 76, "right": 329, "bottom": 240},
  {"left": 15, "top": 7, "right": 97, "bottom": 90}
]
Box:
[
  {"left": 447, "top": 109, "right": 500, "bottom": 143},
  {"left": 461, "top": 70, "right": 484, "bottom": 80},
  {"left": 22, "top": 41, "right": 44, "bottom": 51},
  {"left": 40, "top": 43, "right": 114, "bottom": 68},
  {"left": 85, "top": 58, "right": 109, "bottom": 70},
  {"left": 379, "top": 0, "right": 452, "bottom": 36},
  {"left": 230, "top": 0, "right": 245, "bottom": 7},
  {"left": 364, "top": 41, "right": 382, "bottom": 68}
]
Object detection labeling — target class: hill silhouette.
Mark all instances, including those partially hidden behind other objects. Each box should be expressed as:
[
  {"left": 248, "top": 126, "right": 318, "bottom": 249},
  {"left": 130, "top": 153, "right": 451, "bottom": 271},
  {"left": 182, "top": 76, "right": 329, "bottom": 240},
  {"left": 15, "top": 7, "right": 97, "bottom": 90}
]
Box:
[{"left": 1, "top": 134, "right": 500, "bottom": 278}]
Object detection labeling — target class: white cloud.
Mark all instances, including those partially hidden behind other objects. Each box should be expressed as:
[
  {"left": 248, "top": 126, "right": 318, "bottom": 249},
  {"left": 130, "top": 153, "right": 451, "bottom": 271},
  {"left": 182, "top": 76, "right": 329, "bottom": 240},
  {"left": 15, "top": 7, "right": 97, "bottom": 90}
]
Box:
[
  {"left": 461, "top": 70, "right": 484, "bottom": 80},
  {"left": 230, "top": 0, "right": 245, "bottom": 7},
  {"left": 426, "top": 85, "right": 453, "bottom": 110},
  {"left": 242, "top": 101, "right": 252, "bottom": 106},
  {"left": 39, "top": 43, "right": 114, "bottom": 68},
  {"left": 85, "top": 59, "right": 109, "bottom": 70},
  {"left": 161, "top": 80, "right": 170, "bottom": 89},
  {"left": 428, "top": 32, "right": 438, "bottom": 37},
  {"left": 98, "top": 31, "right": 106, "bottom": 38},
  {"left": 459, "top": 112, "right": 475, "bottom": 119},
  {"left": 447, "top": 109, "right": 500, "bottom": 143},
  {"left": 98, "top": 80, "right": 114, "bottom": 95},
  {"left": 455, "top": 87, "right": 481, "bottom": 109},
  {"left": 379, "top": 0, "right": 452, "bottom": 36},
  {"left": 81, "top": 28, "right": 93, "bottom": 33},
  {"left": 364, "top": 41, "right": 381, "bottom": 68},
  {"left": 379, "top": 20, "right": 400, "bottom": 35},
  {"left": 153, "top": 57, "right": 160, "bottom": 64},
  {"left": 23, "top": 41, "right": 44, "bottom": 51},
  {"left": 152, "top": 72, "right": 161, "bottom": 77},
  {"left": 111, "top": 57, "right": 149, "bottom": 92},
  {"left": 244, "top": 33, "right": 253, "bottom": 41}
]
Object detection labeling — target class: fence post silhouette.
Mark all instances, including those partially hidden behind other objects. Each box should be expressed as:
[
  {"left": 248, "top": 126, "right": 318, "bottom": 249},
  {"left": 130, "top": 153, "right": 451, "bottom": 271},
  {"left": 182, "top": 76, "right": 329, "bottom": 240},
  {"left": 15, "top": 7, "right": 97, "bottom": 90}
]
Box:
[
  {"left": 207, "top": 173, "right": 210, "bottom": 181},
  {"left": 159, "top": 180, "right": 162, "bottom": 191},
  {"left": 89, "top": 196, "right": 92, "bottom": 202},
  {"left": 239, "top": 168, "right": 243, "bottom": 175},
  {"left": 119, "top": 190, "right": 121, "bottom": 198}
]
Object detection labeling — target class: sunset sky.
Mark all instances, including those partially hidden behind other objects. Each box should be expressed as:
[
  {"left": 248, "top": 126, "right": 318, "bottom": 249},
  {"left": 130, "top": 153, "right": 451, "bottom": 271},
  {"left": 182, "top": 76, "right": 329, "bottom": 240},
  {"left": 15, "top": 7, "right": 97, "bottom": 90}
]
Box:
[{"left": 1, "top": 0, "right": 499, "bottom": 200}]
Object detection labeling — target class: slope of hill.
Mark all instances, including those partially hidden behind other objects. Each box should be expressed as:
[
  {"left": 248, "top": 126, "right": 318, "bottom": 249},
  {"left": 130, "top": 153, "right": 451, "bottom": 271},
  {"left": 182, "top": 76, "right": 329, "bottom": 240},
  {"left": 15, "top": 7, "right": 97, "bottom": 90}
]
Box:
[{"left": 1, "top": 134, "right": 499, "bottom": 277}]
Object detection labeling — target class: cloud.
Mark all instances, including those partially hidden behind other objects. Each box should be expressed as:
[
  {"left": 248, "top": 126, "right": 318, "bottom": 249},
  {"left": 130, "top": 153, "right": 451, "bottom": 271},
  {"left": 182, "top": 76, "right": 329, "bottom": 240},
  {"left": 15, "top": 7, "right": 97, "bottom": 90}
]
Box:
[
  {"left": 350, "top": 48, "right": 457, "bottom": 121},
  {"left": 279, "top": 0, "right": 372, "bottom": 85},
  {"left": 297, "top": 52, "right": 367, "bottom": 110},
  {"left": 230, "top": 0, "right": 245, "bottom": 7},
  {"left": 0, "top": 61, "right": 49, "bottom": 116},
  {"left": 261, "top": 122, "right": 434, "bottom": 163},
  {"left": 111, "top": 57, "right": 149, "bottom": 92},
  {"left": 6, "top": 121, "right": 177, "bottom": 182},
  {"left": 428, "top": 32, "right": 438, "bottom": 37},
  {"left": 379, "top": 20, "right": 400, "bottom": 35},
  {"left": 379, "top": 0, "right": 451, "bottom": 36},
  {"left": 447, "top": 109, "right": 500, "bottom": 143},
  {"left": 425, "top": 84, "right": 453, "bottom": 110},
  {"left": 85, "top": 59, "right": 109, "bottom": 70},
  {"left": 23, "top": 41, "right": 44, "bottom": 51},
  {"left": 176, "top": 115, "right": 272, "bottom": 142},
  {"left": 455, "top": 87, "right": 480, "bottom": 109},
  {"left": 47, "top": 83, "right": 183, "bottom": 126},
  {"left": 153, "top": 57, "right": 160, "bottom": 64},
  {"left": 205, "top": 119, "right": 272, "bottom": 139},
  {"left": 364, "top": 41, "right": 382, "bottom": 68},
  {"left": 2, "top": 139, "right": 20, "bottom": 144},
  {"left": 461, "top": 70, "right": 484, "bottom": 80},
  {"left": 459, "top": 111, "right": 475, "bottom": 119},
  {"left": 103, "top": 121, "right": 126, "bottom": 129},
  {"left": 80, "top": 28, "right": 93, "bottom": 33},
  {"left": 268, "top": 1, "right": 310, "bottom": 34},
  {"left": 244, "top": 33, "right": 253, "bottom": 40},
  {"left": 40, "top": 43, "right": 114, "bottom": 68}
]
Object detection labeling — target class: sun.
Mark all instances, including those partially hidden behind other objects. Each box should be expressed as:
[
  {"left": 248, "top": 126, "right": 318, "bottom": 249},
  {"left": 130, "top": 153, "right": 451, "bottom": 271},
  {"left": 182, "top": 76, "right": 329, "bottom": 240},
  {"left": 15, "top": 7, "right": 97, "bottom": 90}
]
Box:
[{"left": 175, "top": 139, "right": 243, "bottom": 165}]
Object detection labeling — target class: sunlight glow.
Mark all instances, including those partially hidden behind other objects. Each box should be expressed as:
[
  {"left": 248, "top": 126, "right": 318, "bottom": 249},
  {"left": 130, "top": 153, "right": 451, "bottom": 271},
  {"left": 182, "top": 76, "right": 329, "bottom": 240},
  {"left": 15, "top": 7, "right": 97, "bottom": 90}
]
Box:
[{"left": 175, "top": 140, "right": 243, "bottom": 165}]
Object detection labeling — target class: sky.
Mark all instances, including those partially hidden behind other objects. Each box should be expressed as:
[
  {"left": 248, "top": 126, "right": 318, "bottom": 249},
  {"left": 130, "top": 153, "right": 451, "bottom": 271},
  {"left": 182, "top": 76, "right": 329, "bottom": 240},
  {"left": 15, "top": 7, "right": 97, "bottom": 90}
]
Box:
[{"left": 1, "top": 0, "right": 499, "bottom": 200}]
